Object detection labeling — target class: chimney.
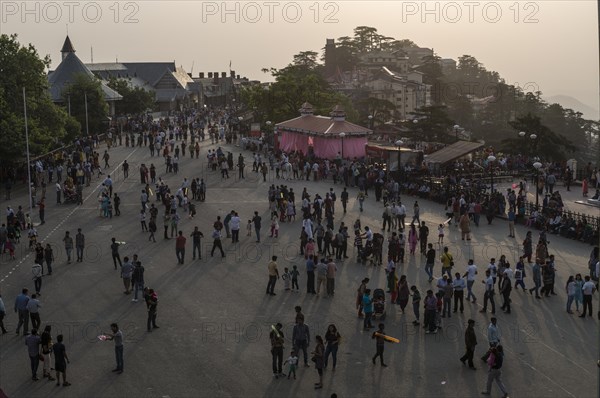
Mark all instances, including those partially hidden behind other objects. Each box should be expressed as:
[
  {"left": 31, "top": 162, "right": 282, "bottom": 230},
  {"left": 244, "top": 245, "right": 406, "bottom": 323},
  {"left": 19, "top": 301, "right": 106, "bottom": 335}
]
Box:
[
  {"left": 214, "top": 72, "right": 219, "bottom": 80},
  {"left": 230, "top": 70, "right": 236, "bottom": 78},
  {"left": 221, "top": 72, "right": 227, "bottom": 78},
  {"left": 199, "top": 72, "right": 205, "bottom": 78},
  {"left": 208, "top": 72, "right": 213, "bottom": 78}
]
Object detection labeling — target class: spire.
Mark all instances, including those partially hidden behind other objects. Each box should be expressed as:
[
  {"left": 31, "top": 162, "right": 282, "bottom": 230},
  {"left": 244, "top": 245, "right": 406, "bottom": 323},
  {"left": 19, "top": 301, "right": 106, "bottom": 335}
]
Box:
[
  {"left": 61, "top": 36, "right": 75, "bottom": 62},
  {"left": 330, "top": 105, "right": 346, "bottom": 121},
  {"left": 299, "top": 102, "right": 314, "bottom": 116}
]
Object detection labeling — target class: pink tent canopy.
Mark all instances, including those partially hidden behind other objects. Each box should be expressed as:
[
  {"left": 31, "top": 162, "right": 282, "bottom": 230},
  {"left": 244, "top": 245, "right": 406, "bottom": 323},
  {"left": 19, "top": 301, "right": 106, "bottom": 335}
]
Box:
[{"left": 279, "top": 132, "right": 367, "bottom": 159}]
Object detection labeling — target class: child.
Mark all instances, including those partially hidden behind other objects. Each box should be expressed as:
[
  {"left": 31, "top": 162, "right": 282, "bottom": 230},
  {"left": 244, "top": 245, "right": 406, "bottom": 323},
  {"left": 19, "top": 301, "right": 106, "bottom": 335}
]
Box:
[
  {"left": 270, "top": 212, "right": 279, "bottom": 238},
  {"left": 107, "top": 201, "right": 113, "bottom": 218},
  {"left": 437, "top": 224, "right": 445, "bottom": 244},
  {"left": 291, "top": 265, "right": 300, "bottom": 291},
  {"left": 140, "top": 210, "right": 148, "bottom": 232},
  {"left": 282, "top": 267, "right": 291, "bottom": 291},
  {"left": 284, "top": 351, "right": 298, "bottom": 379},
  {"left": 188, "top": 202, "right": 196, "bottom": 219},
  {"left": 246, "top": 220, "right": 252, "bottom": 236}
]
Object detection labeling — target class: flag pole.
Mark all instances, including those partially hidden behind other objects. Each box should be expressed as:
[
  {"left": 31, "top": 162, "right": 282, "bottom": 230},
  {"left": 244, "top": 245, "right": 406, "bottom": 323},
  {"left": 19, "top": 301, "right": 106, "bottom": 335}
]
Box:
[{"left": 23, "top": 87, "right": 33, "bottom": 214}]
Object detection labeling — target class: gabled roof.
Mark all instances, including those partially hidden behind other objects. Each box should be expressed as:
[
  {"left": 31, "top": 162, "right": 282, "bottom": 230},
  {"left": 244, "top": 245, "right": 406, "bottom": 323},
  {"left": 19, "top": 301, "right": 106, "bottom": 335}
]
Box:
[
  {"left": 61, "top": 35, "right": 75, "bottom": 53},
  {"left": 48, "top": 52, "right": 122, "bottom": 102}
]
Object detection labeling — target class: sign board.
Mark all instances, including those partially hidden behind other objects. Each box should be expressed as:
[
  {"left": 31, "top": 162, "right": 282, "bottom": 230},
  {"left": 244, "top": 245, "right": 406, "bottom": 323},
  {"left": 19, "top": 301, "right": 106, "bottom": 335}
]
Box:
[{"left": 250, "top": 123, "right": 261, "bottom": 137}]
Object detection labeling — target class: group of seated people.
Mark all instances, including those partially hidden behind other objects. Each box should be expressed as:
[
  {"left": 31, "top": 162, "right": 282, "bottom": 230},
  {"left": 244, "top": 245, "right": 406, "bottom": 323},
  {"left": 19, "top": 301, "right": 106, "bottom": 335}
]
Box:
[{"left": 539, "top": 209, "right": 598, "bottom": 244}]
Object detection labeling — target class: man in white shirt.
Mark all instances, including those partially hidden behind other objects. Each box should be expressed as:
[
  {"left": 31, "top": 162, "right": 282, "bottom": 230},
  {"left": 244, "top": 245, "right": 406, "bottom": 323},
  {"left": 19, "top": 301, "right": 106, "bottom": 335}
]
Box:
[
  {"left": 229, "top": 212, "right": 241, "bottom": 243},
  {"left": 464, "top": 260, "right": 478, "bottom": 303},
  {"left": 580, "top": 275, "right": 596, "bottom": 318},
  {"left": 453, "top": 272, "right": 466, "bottom": 313},
  {"left": 480, "top": 269, "right": 495, "bottom": 314},
  {"left": 481, "top": 317, "right": 501, "bottom": 361}
]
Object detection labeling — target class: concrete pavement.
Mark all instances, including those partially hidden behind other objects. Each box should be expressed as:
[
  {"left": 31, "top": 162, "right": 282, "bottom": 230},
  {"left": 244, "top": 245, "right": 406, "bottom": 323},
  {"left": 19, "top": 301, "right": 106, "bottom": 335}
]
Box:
[{"left": 0, "top": 138, "right": 597, "bottom": 398}]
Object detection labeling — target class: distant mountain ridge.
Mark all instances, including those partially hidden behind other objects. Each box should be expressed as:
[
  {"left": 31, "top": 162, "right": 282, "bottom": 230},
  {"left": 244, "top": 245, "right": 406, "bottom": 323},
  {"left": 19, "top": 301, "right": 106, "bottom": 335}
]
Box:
[{"left": 545, "top": 95, "right": 599, "bottom": 121}]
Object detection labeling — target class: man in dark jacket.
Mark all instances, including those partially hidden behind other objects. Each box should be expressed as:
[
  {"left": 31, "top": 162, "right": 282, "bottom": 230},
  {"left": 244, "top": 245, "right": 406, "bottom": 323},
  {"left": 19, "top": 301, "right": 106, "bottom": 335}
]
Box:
[{"left": 460, "top": 319, "right": 478, "bottom": 369}]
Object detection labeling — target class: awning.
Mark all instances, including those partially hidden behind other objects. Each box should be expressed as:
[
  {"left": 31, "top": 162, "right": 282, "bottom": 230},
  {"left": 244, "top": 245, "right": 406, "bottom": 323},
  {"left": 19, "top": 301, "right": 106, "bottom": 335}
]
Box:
[{"left": 425, "top": 141, "right": 484, "bottom": 165}]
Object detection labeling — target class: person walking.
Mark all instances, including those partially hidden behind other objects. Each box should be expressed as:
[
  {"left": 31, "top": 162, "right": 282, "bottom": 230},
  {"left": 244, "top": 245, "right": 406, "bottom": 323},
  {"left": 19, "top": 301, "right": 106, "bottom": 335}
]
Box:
[
  {"left": 410, "top": 285, "right": 421, "bottom": 325},
  {"left": 120, "top": 257, "right": 134, "bottom": 295},
  {"left": 528, "top": 259, "right": 542, "bottom": 298},
  {"left": 144, "top": 288, "right": 159, "bottom": 331},
  {"left": 110, "top": 238, "right": 122, "bottom": 270},
  {"left": 190, "top": 227, "right": 204, "bottom": 260},
  {"left": 252, "top": 211, "right": 262, "bottom": 243},
  {"left": 292, "top": 319, "right": 310, "bottom": 368},
  {"left": 480, "top": 269, "right": 496, "bottom": 314},
  {"left": 107, "top": 323, "right": 124, "bottom": 374},
  {"left": 266, "top": 256, "right": 279, "bottom": 296},
  {"left": 460, "top": 319, "right": 478, "bottom": 370},
  {"left": 316, "top": 258, "right": 328, "bottom": 296},
  {"left": 75, "top": 228, "right": 85, "bottom": 262},
  {"left": 26, "top": 293, "right": 41, "bottom": 331},
  {"left": 356, "top": 278, "right": 369, "bottom": 317},
  {"left": 269, "top": 323, "right": 285, "bottom": 378},
  {"left": 131, "top": 261, "right": 145, "bottom": 303},
  {"left": 175, "top": 231, "right": 186, "bottom": 264},
  {"left": 418, "top": 221, "right": 429, "bottom": 255},
  {"left": 481, "top": 317, "right": 501, "bottom": 362},
  {"left": 499, "top": 272, "right": 513, "bottom": 314},
  {"left": 580, "top": 275, "right": 596, "bottom": 318},
  {"left": 40, "top": 325, "right": 55, "bottom": 380},
  {"left": 459, "top": 212, "right": 471, "bottom": 241},
  {"left": 14, "top": 288, "right": 30, "bottom": 335},
  {"left": 312, "top": 335, "right": 325, "bottom": 389},
  {"left": 371, "top": 323, "right": 389, "bottom": 367},
  {"left": 425, "top": 243, "right": 436, "bottom": 282},
  {"left": 0, "top": 293, "right": 7, "bottom": 334},
  {"left": 25, "top": 328, "right": 41, "bottom": 380},
  {"left": 148, "top": 218, "right": 157, "bottom": 242},
  {"left": 440, "top": 246, "right": 454, "bottom": 278},
  {"left": 481, "top": 345, "right": 508, "bottom": 397},
  {"left": 53, "top": 334, "right": 71, "bottom": 386},
  {"left": 464, "top": 259, "right": 478, "bottom": 303},
  {"left": 31, "top": 262, "right": 42, "bottom": 296},
  {"left": 63, "top": 232, "right": 73, "bottom": 264},
  {"left": 323, "top": 324, "right": 341, "bottom": 370},
  {"left": 326, "top": 258, "right": 337, "bottom": 297},
  {"left": 210, "top": 228, "right": 225, "bottom": 258}
]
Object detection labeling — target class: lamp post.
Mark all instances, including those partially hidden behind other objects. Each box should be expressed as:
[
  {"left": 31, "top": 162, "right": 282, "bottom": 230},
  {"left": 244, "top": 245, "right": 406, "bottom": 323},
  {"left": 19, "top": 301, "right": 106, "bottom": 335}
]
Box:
[
  {"left": 368, "top": 115, "right": 373, "bottom": 129},
  {"left": 529, "top": 133, "right": 537, "bottom": 157},
  {"left": 487, "top": 155, "right": 496, "bottom": 194},
  {"left": 339, "top": 132, "right": 346, "bottom": 159},
  {"left": 238, "top": 116, "right": 243, "bottom": 136},
  {"left": 533, "top": 161, "right": 542, "bottom": 209},
  {"left": 395, "top": 139, "right": 404, "bottom": 183},
  {"left": 266, "top": 120, "right": 272, "bottom": 147}
]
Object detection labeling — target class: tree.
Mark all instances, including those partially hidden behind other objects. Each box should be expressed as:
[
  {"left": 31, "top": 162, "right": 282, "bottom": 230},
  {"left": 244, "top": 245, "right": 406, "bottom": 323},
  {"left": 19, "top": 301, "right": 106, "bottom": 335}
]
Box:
[
  {"left": 0, "top": 34, "right": 79, "bottom": 163},
  {"left": 107, "top": 77, "right": 155, "bottom": 115},
  {"left": 501, "top": 113, "right": 575, "bottom": 161},
  {"left": 405, "top": 105, "right": 455, "bottom": 143},
  {"left": 292, "top": 51, "right": 320, "bottom": 70},
  {"left": 62, "top": 73, "right": 109, "bottom": 136}
]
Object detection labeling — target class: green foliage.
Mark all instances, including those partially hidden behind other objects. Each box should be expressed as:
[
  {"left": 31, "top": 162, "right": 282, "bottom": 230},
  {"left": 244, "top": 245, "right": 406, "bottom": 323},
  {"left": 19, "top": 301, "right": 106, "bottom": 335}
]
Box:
[
  {"left": 107, "top": 77, "right": 155, "bottom": 115},
  {"left": 62, "top": 73, "right": 109, "bottom": 135},
  {"left": 0, "top": 34, "right": 79, "bottom": 163},
  {"left": 242, "top": 65, "right": 357, "bottom": 125},
  {"left": 501, "top": 113, "right": 576, "bottom": 161},
  {"left": 405, "top": 105, "right": 455, "bottom": 143}
]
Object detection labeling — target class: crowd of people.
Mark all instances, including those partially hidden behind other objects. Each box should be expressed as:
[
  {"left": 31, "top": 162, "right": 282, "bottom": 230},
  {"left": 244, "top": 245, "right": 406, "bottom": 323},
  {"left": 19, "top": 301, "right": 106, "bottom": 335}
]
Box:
[{"left": 0, "top": 105, "right": 597, "bottom": 396}]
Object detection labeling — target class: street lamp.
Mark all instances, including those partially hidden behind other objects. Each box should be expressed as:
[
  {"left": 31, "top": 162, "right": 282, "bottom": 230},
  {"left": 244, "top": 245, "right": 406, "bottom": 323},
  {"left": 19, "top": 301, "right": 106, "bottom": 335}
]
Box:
[
  {"left": 266, "top": 120, "right": 272, "bottom": 146},
  {"left": 487, "top": 155, "right": 496, "bottom": 194},
  {"left": 339, "top": 132, "right": 346, "bottom": 159},
  {"left": 368, "top": 115, "right": 373, "bottom": 129},
  {"left": 396, "top": 139, "right": 404, "bottom": 183},
  {"left": 519, "top": 131, "right": 526, "bottom": 138},
  {"left": 533, "top": 161, "right": 542, "bottom": 209}
]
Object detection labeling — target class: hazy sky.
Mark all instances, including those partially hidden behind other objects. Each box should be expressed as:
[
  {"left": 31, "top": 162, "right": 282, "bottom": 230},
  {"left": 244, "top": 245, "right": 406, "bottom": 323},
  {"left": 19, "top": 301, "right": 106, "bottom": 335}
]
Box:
[{"left": 2, "top": 1, "right": 599, "bottom": 118}]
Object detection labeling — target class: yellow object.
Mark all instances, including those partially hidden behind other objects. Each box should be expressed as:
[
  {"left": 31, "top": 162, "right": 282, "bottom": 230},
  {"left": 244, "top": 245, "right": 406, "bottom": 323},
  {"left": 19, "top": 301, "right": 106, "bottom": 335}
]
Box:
[{"left": 374, "top": 332, "right": 399, "bottom": 343}]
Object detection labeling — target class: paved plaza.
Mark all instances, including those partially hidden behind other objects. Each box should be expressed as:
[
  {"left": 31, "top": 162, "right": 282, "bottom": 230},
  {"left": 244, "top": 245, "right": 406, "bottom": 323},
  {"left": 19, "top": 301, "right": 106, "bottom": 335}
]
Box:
[{"left": 0, "top": 139, "right": 598, "bottom": 398}]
